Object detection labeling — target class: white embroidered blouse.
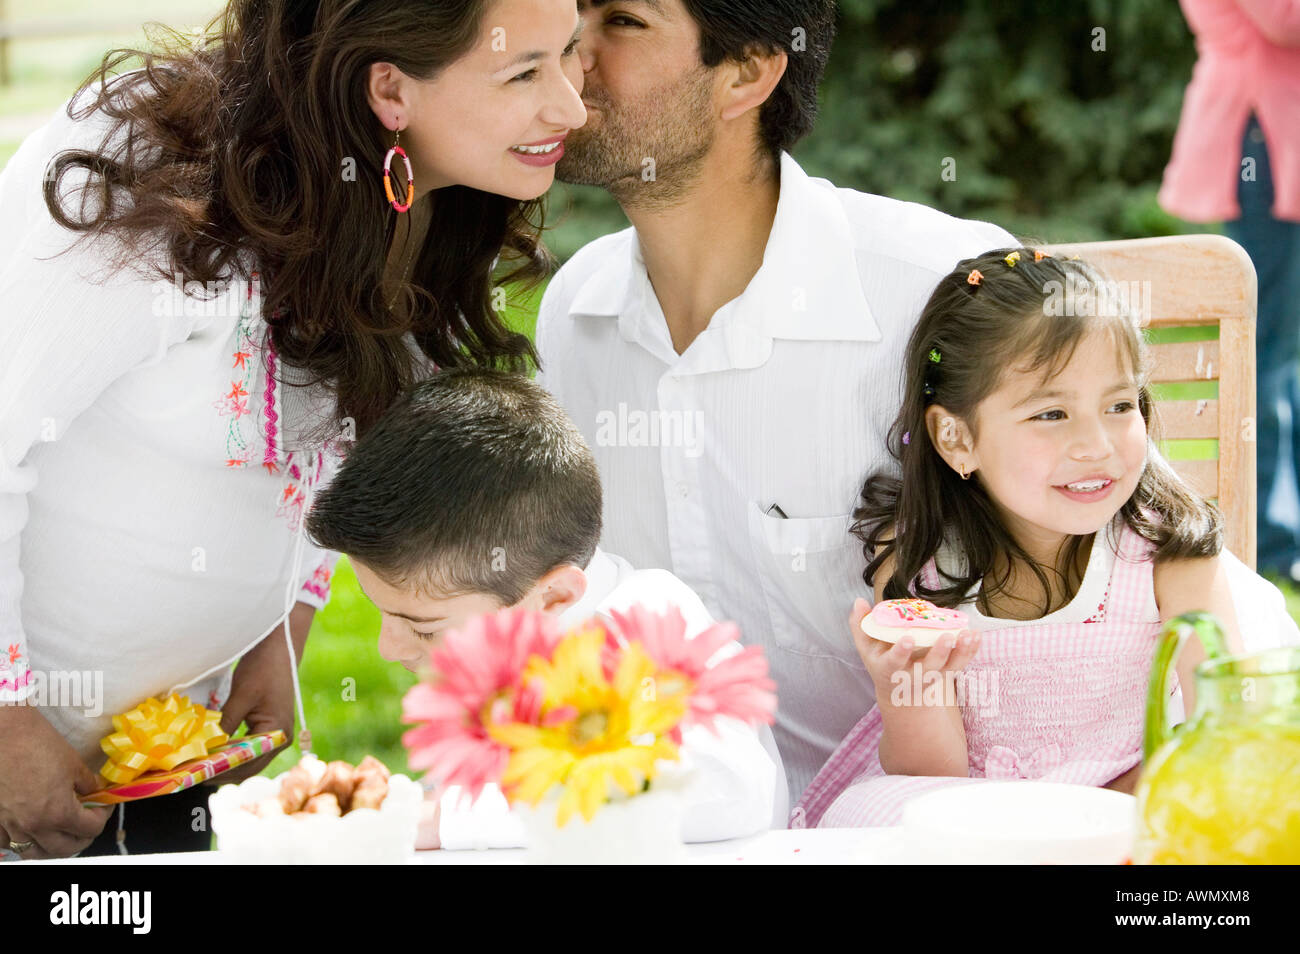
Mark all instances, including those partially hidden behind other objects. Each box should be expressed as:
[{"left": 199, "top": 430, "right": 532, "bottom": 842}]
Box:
[{"left": 0, "top": 86, "right": 350, "bottom": 769}]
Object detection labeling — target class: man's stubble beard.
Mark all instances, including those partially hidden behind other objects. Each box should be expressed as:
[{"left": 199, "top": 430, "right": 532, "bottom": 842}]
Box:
[{"left": 558, "top": 66, "right": 716, "bottom": 211}]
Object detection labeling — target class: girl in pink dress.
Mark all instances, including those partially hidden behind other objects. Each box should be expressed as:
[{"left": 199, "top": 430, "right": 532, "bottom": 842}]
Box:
[{"left": 793, "top": 247, "right": 1296, "bottom": 829}]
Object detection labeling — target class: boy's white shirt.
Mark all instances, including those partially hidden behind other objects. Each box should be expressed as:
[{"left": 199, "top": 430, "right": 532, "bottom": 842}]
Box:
[{"left": 436, "top": 548, "right": 788, "bottom": 850}]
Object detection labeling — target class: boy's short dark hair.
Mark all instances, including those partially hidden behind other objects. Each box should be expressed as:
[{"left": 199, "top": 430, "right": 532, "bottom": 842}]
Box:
[
  {"left": 306, "top": 369, "right": 603, "bottom": 605},
  {"left": 682, "top": 0, "right": 837, "bottom": 158}
]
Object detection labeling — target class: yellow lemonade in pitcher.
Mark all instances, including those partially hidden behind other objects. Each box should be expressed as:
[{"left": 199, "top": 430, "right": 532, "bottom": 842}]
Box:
[
  {"left": 1137, "top": 721, "right": 1300, "bottom": 864},
  {"left": 1136, "top": 616, "right": 1300, "bottom": 865}
]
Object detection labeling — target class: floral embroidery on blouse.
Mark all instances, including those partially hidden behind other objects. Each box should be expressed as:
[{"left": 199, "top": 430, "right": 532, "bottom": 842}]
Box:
[
  {"left": 212, "top": 275, "right": 260, "bottom": 468},
  {"left": 0, "top": 643, "right": 32, "bottom": 694},
  {"left": 210, "top": 273, "right": 326, "bottom": 529},
  {"left": 208, "top": 272, "right": 341, "bottom": 608},
  {"left": 274, "top": 451, "right": 327, "bottom": 533},
  {"left": 302, "top": 560, "right": 334, "bottom": 604}
]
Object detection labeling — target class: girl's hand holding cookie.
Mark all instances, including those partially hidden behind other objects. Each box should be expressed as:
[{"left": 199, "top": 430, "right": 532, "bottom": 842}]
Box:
[{"left": 851, "top": 598, "right": 981, "bottom": 700}]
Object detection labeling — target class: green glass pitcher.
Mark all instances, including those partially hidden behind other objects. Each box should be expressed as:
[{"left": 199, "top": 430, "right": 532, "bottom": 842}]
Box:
[{"left": 1135, "top": 612, "right": 1300, "bottom": 863}]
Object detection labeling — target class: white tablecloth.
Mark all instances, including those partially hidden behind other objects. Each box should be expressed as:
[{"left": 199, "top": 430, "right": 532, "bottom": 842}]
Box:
[{"left": 18, "top": 827, "right": 905, "bottom": 865}]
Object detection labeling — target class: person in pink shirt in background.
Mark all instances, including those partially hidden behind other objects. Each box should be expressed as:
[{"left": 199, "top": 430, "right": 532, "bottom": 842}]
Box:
[{"left": 1160, "top": 0, "right": 1300, "bottom": 580}]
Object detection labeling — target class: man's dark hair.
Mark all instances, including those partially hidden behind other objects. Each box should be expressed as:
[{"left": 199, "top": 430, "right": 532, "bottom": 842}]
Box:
[
  {"left": 683, "top": 0, "right": 837, "bottom": 158},
  {"left": 306, "top": 369, "right": 603, "bottom": 605}
]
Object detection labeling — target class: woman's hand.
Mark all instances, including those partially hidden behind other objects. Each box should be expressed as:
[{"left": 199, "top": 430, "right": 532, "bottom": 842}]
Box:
[
  {"left": 0, "top": 704, "right": 113, "bottom": 858},
  {"left": 850, "top": 598, "right": 981, "bottom": 704},
  {"left": 216, "top": 603, "right": 315, "bottom": 783}
]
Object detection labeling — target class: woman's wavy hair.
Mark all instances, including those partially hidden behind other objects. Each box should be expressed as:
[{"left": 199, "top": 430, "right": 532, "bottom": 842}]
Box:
[
  {"left": 856, "top": 247, "right": 1222, "bottom": 613},
  {"left": 42, "top": 0, "right": 548, "bottom": 441}
]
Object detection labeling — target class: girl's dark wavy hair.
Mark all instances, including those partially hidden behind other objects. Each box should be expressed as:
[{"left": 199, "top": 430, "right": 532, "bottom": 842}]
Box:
[
  {"left": 856, "top": 247, "right": 1222, "bottom": 613},
  {"left": 41, "top": 0, "right": 547, "bottom": 442}
]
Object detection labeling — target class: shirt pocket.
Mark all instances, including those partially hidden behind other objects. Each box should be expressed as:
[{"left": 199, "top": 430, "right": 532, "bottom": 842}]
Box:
[{"left": 746, "top": 501, "right": 869, "bottom": 666}]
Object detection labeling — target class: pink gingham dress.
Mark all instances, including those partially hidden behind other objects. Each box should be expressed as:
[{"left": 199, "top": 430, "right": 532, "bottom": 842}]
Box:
[{"left": 790, "top": 520, "right": 1166, "bottom": 829}]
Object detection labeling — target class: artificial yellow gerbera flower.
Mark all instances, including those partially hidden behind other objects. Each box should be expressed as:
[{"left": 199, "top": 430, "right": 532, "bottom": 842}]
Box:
[{"left": 487, "top": 628, "right": 688, "bottom": 826}]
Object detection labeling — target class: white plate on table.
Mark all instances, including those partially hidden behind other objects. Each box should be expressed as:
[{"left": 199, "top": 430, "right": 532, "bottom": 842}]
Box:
[{"left": 897, "top": 782, "right": 1137, "bottom": 864}]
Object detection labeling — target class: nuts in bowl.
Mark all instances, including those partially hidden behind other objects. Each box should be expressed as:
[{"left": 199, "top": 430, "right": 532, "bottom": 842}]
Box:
[{"left": 210, "top": 754, "right": 422, "bottom": 863}]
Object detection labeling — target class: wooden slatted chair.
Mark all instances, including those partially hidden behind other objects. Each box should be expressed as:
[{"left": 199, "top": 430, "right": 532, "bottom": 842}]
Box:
[{"left": 1045, "top": 235, "right": 1258, "bottom": 568}]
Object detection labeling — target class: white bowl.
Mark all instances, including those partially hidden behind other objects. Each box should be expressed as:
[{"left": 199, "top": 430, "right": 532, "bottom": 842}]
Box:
[
  {"left": 901, "top": 782, "right": 1136, "bottom": 864},
  {"left": 209, "top": 766, "right": 423, "bottom": 864}
]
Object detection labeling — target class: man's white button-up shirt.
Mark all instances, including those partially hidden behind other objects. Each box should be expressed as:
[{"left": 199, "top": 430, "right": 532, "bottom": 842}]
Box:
[{"left": 536, "top": 152, "right": 1014, "bottom": 804}]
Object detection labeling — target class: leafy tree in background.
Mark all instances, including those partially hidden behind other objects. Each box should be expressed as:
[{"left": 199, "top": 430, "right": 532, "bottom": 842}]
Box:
[{"left": 548, "top": 0, "right": 1206, "bottom": 259}]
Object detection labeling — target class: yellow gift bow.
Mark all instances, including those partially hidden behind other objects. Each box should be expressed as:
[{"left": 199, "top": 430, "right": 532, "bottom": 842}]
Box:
[{"left": 99, "top": 693, "right": 229, "bottom": 785}]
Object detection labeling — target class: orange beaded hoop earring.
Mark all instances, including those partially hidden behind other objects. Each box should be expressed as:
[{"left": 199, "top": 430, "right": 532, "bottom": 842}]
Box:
[{"left": 383, "top": 128, "right": 415, "bottom": 213}]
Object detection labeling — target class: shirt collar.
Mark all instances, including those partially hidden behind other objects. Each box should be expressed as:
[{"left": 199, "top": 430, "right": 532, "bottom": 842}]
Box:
[
  {"left": 566, "top": 233, "right": 637, "bottom": 320},
  {"left": 564, "top": 152, "right": 881, "bottom": 347}
]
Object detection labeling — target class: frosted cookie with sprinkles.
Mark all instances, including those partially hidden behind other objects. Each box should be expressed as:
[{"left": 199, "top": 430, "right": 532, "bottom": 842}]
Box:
[{"left": 860, "top": 598, "right": 968, "bottom": 648}]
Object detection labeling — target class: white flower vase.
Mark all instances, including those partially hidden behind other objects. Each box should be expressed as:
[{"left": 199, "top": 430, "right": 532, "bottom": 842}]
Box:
[{"left": 517, "top": 773, "right": 690, "bottom": 865}]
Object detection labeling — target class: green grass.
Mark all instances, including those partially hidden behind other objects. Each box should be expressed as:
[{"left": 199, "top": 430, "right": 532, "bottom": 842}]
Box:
[{"left": 500, "top": 273, "right": 546, "bottom": 346}]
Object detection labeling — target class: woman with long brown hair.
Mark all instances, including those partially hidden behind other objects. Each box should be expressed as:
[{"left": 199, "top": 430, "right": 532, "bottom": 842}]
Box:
[{"left": 0, "top": 0, "right": 584, "bottom": 859}]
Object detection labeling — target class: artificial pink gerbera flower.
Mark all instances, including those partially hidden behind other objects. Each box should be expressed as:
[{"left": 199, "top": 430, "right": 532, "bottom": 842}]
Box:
[
  {"left": 606, "top": 604, "right": 777, "bottom": 740},
  {"left": 401, "top": 606, "right": 561, "bottom": 798}
]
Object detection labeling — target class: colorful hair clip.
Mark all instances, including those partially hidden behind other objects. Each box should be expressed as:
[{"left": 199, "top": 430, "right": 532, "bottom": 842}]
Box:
[
  {"left": 1004, "top": 251, "right": 1020, "bottom": 268},
  {"left": 1034, "top": 249, "right": 1048, "bottom": 261},
  {"left": 967, "top": 269, "right": 983, "bottom": 286},
  {"left": 928, "top": 348, "right": 942, "bottom": 364},
  {"left": 902, "top": 431, "right": 911, "bottom": 445}
]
